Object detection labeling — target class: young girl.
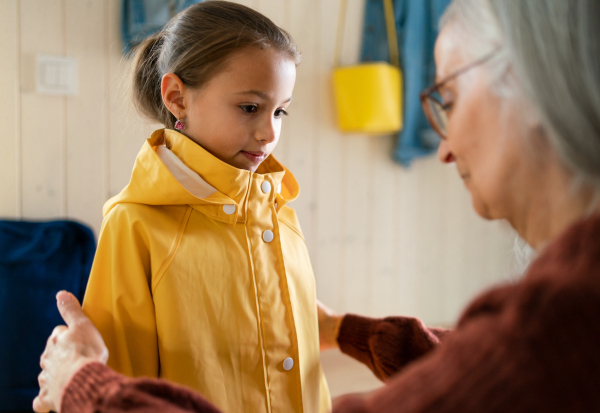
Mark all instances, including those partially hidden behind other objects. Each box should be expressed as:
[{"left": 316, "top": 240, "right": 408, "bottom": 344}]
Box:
[{"left": 82, "top": 2, "right": 330, "bottom": 412}]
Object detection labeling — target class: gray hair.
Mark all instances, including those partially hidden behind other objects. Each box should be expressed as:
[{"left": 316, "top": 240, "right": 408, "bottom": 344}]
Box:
[{"left": 440, "top": 0, "right": 600, "bottom": 192}]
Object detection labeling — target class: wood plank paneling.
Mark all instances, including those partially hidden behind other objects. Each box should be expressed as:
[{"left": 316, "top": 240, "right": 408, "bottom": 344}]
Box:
[
  {"left": 370, "top": 136, "right": 398, "bottom": 317},
  {"left": 2, "top": 0, "right": 517, "bottom": 328},
  {"left": 65, "top": 0, "right": 107, "bottom": 234},
  {"left": 338, "top": 0, "right": 373, "bottom": 315},
  {"left": 440, "top": 165, "right": 473, "bottom": 321},
  {"left": 341, "top": 135, "right": 373, "bottom": 314},
  {"left": 256, "top": 0, "right": 288, "bottom": 30},
  {"left": 259, "top": 0, "right": 291, "bottom": 167},
  {"left": 0, "top": 0, "right": 20, "bottom": 218},
  {"left": 107, "top": 0, "right": 159, "bottom": 200},
  {"left": 20, "top": 0, "right": 65, "bottom": 219},
  {"left": 235, "top": 0, "right": 255, "bottom": 9},
  {"left": 284, "top": 0, "right": 319, "bottom": 258},
  {"left": 394, "top": 166, "right": 421, "bottom": 317},
  {"left": 108, "top": 0, "right": 134, "bottom": 199},
  {"left": 314, "top": 0, "right": 346, "bottom": 311},
  {"left": 414, "top": 158, "right": 447, "bottom": 323}
]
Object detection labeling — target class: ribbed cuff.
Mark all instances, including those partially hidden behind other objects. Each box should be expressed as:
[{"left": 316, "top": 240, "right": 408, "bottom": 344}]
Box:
[
  {"left": 61, "top": 362, "right": 126, "bottom": 413},
  {"left": 337, "top": 314, "right": 379, "bottom": 361}
]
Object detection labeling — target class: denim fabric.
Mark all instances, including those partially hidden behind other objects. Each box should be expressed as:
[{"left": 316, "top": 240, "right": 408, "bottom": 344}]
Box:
[
  {"left": 0, "top": 220, "right": 95, "bottom": 411},
  {"left": 361, "top": 0, "right": 451, "bottom": 166},
  {"left": 122, "top": 0, "right": 203, "bottom": 53}
]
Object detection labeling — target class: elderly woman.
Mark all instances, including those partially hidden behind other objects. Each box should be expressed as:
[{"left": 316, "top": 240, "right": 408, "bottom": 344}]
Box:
[{"left": 34, "top": 0, "right": 600, "bottom": 412}]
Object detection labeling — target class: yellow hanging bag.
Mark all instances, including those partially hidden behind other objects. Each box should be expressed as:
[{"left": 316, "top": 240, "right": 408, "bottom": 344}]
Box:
[{"left": 333, "top": 0, "right": 402, "bottom": 134}]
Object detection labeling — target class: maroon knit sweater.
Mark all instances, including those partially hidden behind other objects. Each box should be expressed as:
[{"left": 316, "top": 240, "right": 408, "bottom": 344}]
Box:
[{"left": 62, "top": 215, "right": 600, "bottom": 413}]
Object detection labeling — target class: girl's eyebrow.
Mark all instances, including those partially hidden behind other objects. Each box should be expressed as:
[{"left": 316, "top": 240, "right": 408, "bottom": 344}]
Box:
[{"left": 236, "top": 90, "right": 293, "bottom": 103}]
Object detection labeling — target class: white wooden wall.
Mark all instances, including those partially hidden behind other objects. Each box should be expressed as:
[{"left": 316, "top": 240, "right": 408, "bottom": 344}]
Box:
[{"left": 0, "top": 0, "right": 517, "bottom": 326}]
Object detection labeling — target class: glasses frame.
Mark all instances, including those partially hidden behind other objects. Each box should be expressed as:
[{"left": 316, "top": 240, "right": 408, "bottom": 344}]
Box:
[{"left": 419, "top": 48, "right": 500, "bottom": 139}]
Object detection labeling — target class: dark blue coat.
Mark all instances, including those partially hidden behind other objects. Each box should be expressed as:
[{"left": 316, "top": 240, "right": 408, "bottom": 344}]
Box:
[{"left": 0, "top": 220, "right": 95, "bottom": 411}]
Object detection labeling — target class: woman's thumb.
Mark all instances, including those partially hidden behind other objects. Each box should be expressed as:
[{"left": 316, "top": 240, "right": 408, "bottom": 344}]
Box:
[{"left": 56, "top": 290, "right": 85, "bottom": 328}]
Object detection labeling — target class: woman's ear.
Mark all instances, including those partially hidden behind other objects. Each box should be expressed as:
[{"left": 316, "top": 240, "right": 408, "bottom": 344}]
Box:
[{"left": 161, "top": 73, "right": 187, "bottom": 118}]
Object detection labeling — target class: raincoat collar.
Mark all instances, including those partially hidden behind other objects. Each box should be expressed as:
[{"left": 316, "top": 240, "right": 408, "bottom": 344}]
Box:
[
  {"left": 104, "top": 129, "right": 299, "bottom": 224},
  {"left": 159, "top": 128, "right": 299, "bottom": 203}
]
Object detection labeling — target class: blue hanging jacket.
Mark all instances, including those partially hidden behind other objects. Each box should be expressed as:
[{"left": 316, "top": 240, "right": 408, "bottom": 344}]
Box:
[
  {"left": 0, "top": 220, "right": 96, "bottom": 411},
  {"left": 122, "top": 0, "right": 204, "bottom": 53},
  {"left": 361, "top": 0, "right": 452, "bottom": 166}
]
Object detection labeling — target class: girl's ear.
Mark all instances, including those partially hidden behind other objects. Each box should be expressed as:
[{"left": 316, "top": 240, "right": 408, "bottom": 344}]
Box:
[{"left": 161, "top": 73, "right": 187, "bottom": 118}]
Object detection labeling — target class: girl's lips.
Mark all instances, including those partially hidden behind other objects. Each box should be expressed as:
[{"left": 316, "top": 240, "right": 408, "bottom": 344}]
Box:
[{"left": 241, "top": 151, "right": 266, "bottom": 163}]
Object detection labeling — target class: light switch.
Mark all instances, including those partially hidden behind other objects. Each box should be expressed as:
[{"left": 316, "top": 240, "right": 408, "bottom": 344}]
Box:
[{"left": 36, "top": 54, "right": 78, "bottom": 95}]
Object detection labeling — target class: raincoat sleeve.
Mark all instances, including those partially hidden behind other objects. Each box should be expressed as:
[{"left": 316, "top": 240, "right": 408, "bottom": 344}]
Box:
[{"left": 82, "top": 205, "right": 159, "bottom": 378}]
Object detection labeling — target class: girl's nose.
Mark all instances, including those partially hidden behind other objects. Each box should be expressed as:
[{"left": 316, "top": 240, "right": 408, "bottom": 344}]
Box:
[
  {"left": 257, "top": 119, "right": 277, "bottom": 144},
  {"left": 437, "top": 139, "right": 455, "bottom": 163}
]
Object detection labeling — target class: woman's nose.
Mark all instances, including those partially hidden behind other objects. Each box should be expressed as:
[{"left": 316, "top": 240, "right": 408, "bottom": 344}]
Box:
[{"left": 437, "top": 139, "right": 455, "bottom": 163}]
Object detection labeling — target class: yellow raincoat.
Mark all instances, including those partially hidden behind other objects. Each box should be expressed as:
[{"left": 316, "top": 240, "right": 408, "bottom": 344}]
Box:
[{"left": 83, "top": 129, "right": 331, "bottom": 413}]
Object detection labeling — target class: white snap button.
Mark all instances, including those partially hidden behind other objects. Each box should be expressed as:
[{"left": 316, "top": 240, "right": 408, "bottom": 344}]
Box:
[
  {"left": 262, "top": 230, "right": 274, "bottom": 243},
  {"left": 276, "top": 183, "right": 281, "bottom": 194},
  {"left": 274, "top": 202, "right": 278, "bottom": 210},
  {"left": 223, "top": 205, "right": 236, "bottom": 215},
  {"left": 283, "top": 357, "right": 294, "bottom": 371},
  {"left": 261, "top": 181, "right": 271, "bottom": 194}
]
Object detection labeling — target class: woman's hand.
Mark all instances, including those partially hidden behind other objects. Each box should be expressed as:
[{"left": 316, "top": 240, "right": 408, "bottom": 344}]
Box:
[
  {"left": 317, "top": 300, "right": 343, "bottom": 351},
  {"left": 33, "top": 291, "right": 109, "bottom": 413}
]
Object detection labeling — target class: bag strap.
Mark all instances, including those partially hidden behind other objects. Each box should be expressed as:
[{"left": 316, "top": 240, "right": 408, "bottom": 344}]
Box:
[{"left": 334, "top": 0, "right": 400, "bottom": 68}]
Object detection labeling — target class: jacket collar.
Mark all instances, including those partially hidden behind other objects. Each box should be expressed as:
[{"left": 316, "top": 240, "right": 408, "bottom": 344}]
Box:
[{"left": 150, "top": 129, "right": 299, "bottom": 222}]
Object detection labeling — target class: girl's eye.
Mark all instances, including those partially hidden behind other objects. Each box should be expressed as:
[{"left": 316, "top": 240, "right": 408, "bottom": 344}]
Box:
[
  {"left": 240, "top": 105, "right": 258, "bottom": 114},
  {"left": 274, "top": 109, "right": 288, "bottom": 118}
]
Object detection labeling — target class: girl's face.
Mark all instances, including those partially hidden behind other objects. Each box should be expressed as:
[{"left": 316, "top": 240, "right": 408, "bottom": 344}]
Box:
[{"left": 163, "top": 48, "right": 297, "bottom": 172}]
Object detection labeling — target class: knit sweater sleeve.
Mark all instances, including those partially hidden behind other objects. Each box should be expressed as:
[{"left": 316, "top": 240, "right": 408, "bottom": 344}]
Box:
[
  {"left": 337, "top": 314, "right": 450, "bottom": 381},
  {"left": 332, "top": 274, "right": 600, "bottom": 413},
  {"left": 61, "top": 362, "right": 222, "bottom": 413}
]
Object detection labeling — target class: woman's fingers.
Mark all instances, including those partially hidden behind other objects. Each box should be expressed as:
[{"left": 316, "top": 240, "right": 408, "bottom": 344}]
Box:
[
  {"left": 33, "top": 373, "right": 52, "bottom": 413},
  {"left": 41, "top": 324, "right": 67, "bottom": 368},
  {"left": 51, "top": 325, "right": 68, "bottom": 339},
  {"left": 34, "top": 291, "right": 110, "bottom": 413},
  {"left": 32, "top": 393, "right": 51, "bottom": 413}
]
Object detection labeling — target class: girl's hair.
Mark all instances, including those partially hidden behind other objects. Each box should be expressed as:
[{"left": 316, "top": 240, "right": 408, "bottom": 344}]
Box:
[
  {"left": 131, "top": 0, "right": 301, "bottom": 129},
  {"left": 440, "top": 0, "right": 600, "bottom": 192}
]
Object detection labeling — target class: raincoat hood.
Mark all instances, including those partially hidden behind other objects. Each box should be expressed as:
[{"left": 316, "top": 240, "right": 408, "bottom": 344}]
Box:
[{"left": 103, "top": 128, "right": 300, "bottom": 222}]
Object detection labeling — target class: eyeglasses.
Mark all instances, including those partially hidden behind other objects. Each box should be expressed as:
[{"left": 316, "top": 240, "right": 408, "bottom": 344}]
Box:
[{"left": 419, "top": 49, "right": 500, "bottom": 140}]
